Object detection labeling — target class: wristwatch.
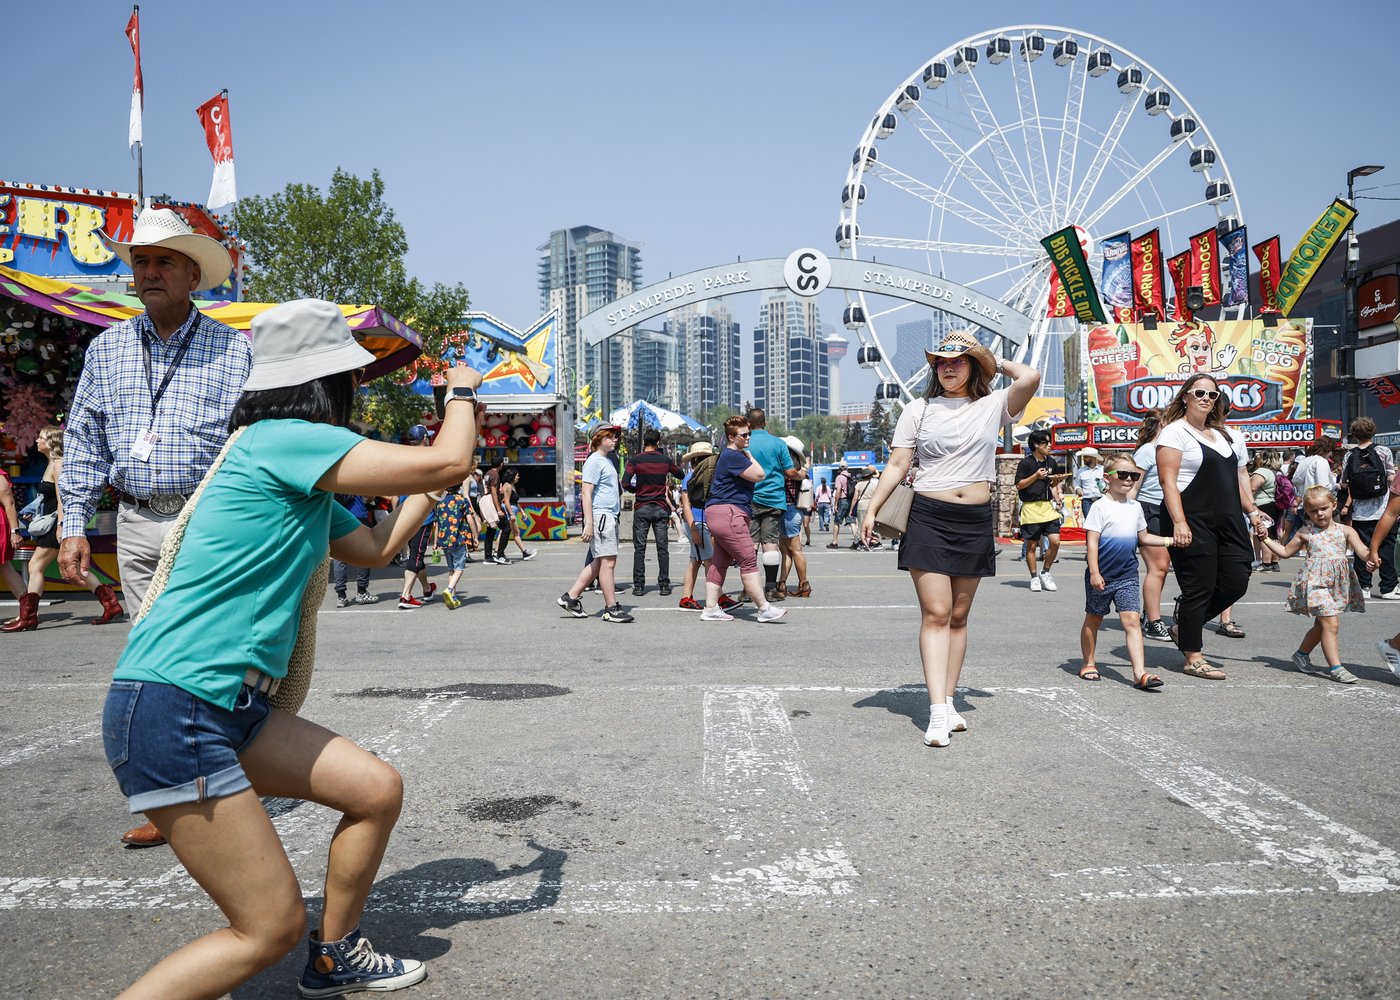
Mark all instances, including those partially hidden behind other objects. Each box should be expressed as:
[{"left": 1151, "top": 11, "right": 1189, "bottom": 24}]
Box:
[{"left": 445, "top": 386, "right": 478, "bottom": 404}]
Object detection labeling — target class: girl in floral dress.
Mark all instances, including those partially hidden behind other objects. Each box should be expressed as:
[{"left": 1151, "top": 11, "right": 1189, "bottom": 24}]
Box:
[{"left": 1262, "top": 485, "right": 1369, "bottom": 683}]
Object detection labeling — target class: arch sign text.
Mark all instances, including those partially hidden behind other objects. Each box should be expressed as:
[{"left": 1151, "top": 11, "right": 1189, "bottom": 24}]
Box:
[{"left": 579, "top": 248, "right": 1031, "bottom": 348}]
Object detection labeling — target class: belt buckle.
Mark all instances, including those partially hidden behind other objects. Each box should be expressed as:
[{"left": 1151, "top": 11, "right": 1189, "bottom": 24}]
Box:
[{"left": 148, "top": 493, "right": 186, "bottom": 516}]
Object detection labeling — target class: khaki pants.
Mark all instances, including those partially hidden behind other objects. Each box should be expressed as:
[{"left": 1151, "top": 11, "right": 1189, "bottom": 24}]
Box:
[{"left": 116, "top": 502, "right": 180, "bottom": 614}]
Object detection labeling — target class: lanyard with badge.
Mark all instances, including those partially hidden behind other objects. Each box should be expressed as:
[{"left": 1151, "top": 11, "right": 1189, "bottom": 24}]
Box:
[{"left": 131, "top": 313, "right": 201, "bottom": 462}]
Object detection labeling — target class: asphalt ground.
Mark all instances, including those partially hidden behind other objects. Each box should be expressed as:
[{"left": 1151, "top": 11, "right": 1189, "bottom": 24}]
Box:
[{"left": 3, "top": 535, "right": 1399, "bottom": 999}]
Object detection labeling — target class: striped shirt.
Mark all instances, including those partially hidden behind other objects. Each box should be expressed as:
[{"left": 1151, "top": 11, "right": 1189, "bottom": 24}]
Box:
[{"left": 59, "top": 307, "right": 252, "bottom": 540}]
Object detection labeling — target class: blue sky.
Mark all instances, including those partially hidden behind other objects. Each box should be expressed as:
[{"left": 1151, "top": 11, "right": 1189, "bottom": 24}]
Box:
[{"left": 10, "top": 1, "right": 1400, "bottom": 403}]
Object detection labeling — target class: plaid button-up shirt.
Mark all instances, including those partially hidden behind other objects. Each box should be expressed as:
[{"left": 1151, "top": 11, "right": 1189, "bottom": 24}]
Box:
[{"left": 59, "top": 306, "right": 252, "bottom": 540}]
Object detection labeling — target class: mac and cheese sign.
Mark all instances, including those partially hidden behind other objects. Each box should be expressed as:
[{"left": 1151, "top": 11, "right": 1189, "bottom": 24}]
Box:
[
  {"left": 1080, "top": 317, "right": 1312, "bottom": 423},
  {"left": 0, "top": 183, "right": 239, "bottom": 300}
]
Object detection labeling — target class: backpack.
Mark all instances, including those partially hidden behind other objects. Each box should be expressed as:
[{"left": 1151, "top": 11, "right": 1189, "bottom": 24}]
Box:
[
  {"left": 1346, "top": 445, "right": 1387, "bottom": 501},
  {"left": 686, "top": 454, "right": 717, "bottom": 507},
  {"left": 1274, "top": 470, "right": 1297, "bottom": 510}
]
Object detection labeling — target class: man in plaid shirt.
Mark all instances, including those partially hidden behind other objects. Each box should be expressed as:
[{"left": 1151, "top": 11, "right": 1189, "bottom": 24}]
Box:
[{"left": 58, "top": 208, "right": 249, "bottom": 849}]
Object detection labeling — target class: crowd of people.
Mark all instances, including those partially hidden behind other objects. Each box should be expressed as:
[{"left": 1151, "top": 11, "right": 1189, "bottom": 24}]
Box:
[{"left": 5, "top": 211, "right": 1400, "bottom": 999}]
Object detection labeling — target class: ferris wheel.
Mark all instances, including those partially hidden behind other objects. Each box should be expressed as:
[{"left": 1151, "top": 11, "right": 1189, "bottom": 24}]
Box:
[{"left": 838, "top": 25, "right": 1245, "bottom": 403}]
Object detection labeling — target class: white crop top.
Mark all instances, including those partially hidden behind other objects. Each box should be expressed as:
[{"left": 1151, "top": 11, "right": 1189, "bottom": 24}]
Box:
[{"left": 892, "top": 388, "right": 1017, "bottom": 491}]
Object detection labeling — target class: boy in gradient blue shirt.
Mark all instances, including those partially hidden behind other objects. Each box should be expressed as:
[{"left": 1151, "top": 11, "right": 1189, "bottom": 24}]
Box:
[{"left": 1080, "top": 455, "right": 1176, "bottom": 690}]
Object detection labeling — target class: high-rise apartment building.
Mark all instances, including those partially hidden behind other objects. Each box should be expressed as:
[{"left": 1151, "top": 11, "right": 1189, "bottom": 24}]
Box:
[
  {"left": 537, "top": 225, "right": 643, "bottom": 406},
  {"left": 633, "top": 327, "right": 682, "bottom": 410},
  {"left": 753, "top": 293, "right": 828, "bottom": 428},
  {"left": 664, "top": 301, "right": 741, "bottom": 416}
]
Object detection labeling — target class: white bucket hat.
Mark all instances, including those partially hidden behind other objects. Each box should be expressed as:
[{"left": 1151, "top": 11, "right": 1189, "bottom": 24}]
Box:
[
  {"left": 244, "top": 299, "right": 376, "bottom": 391},
  {"left": 101, "top": 208, "right": 234, "bottom": 291}
]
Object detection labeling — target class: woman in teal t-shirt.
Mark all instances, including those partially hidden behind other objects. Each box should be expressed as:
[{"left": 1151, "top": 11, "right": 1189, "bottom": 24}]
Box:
[{"left": 102, "top": 299, "right": 484, "bottom": 1000}]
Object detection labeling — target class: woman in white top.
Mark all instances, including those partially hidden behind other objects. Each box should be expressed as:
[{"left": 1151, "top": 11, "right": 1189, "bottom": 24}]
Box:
[
  {"left": 861, "top": 330, "right": 1040, "bottom": 748},
  {"left": 1157, "top": 374, "right": 1269, "bottom": 680}
]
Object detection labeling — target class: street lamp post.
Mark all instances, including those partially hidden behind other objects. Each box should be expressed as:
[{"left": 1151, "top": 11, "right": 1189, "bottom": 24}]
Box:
[{"left": 1343, "top": 164, "right": 1384, "bottom": 429}]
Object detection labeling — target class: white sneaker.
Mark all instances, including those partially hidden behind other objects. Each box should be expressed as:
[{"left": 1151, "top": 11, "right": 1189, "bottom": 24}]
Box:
[
  {"left": 1377, "top": 640, "right": 1400, "bottom": 679},
  {"left": 1250, "top": 560, "right": 1263, "bottom": 571},
  {"left": 1029, "top": 575, "right": 1042, "bottom": 593},
  {"left": 1039, "top": 572, "right": 1057, "bottom": 592},
  {"left": 701, "top": 606, "right": 734, "bottom": 622},
  {"left": 923, "top": 704, "right": 950, "bottom": 747},
  {"left": 1383, "top": 590, "right": 1400, "bottom": 600},
  {"left": 756, "top": 604, "right": 787, "bottom": 623},
  {"left": 946, "top": 697, "right": 967, "bottom": 733},
  {"left": 1363, "top": 588, "right": 1372, "bottom": 600}
]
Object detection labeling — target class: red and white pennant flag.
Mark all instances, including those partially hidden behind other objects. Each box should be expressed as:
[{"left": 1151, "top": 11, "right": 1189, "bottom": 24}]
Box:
[
  {"left": 126, "top": 6, "right": 142, "bottom": 152},
  {"left": 196, "top": 91, "right": 237, "bottom": 210}
]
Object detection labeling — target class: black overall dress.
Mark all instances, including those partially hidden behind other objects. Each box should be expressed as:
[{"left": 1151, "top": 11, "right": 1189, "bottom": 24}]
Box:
[{"left": 1167, "top": 429, "right": 1253, "bottom": 652}]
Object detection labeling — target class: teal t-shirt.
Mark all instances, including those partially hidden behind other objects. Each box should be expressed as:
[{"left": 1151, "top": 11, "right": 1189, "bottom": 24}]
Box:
[
  {"left": 114, "top": 419, "right": 364, "bottom": 710},
  {"left": 747, "top": 429, "right": 792, "bottom": 509}
]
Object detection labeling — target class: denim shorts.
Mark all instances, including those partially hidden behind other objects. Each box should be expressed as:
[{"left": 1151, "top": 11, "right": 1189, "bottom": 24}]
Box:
[
  {"left": 103, "top": 680, "right": 272, "bottom": 814},
  {"left": 1084, "top": 574, "right": 1142, "bottom": 617},
  {"left": 783, "top": 506, "right": 804, "bottom": 539},
  {"left": 444, "top": 544, "right": 468, "bottom": 572}
]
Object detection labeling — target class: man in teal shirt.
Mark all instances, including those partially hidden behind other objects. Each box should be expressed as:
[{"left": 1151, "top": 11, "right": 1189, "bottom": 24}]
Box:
[{"left": 746, "top": 407, "right": 803, "bottom": 601}]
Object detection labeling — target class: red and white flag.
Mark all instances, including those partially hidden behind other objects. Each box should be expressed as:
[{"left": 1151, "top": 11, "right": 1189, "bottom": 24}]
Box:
[
  {"left": 126, "top": 6, "right": 142, "bottom": 152},
  {"left": 195, "top": 91, "right": 237, "bottom": 209}
]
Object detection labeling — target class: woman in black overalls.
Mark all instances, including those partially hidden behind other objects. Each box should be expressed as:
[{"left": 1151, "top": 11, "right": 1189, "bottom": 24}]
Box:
[{"left": 1157, "top": 375, "right": 1269, "bottom": 679}]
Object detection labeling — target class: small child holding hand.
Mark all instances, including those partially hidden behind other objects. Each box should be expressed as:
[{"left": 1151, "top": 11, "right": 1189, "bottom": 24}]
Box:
[
  {"left": 1080, "top": 455, "right": 1175, "bottom": 689},
  {"left": 1263, "top": 485, "right": 1367, "bottom": 683}
]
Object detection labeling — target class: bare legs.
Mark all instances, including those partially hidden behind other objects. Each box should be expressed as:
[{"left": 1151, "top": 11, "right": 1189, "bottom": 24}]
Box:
[
  {"left": 910, "top": 570, "right": 981, "bottom": 704},
  {"left": 567, "top": 555, "right": 616, "bottom": 605},
  {"left": 1299, "top": 615, "right": 1341, "bottom": 667},
  {"left": 118, "top": 712, "right": 403, "bottom": 1000},
  {"left": 1141, "top": 544, "right": 1171, "bottom": 621}
]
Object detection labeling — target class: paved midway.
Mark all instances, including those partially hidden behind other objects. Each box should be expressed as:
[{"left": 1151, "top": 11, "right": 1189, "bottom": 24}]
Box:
[{"left": 4, "top": 540, "right": 1399, "bottom": 998}]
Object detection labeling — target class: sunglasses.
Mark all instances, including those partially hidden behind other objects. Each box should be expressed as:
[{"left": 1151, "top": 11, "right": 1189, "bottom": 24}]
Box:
[
  {"left": 1190, "top": 389, "right": 1220, "bottom": 400},
  {"left": 1111, "top": 470, "right": 1143, "bottom": 482},
  {"left": 735, "top": 432, "right": 751, "bottom": 439}
]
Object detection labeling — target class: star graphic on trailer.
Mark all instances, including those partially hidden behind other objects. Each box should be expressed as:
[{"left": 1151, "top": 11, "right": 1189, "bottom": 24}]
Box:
[{"left": 481, "top": 317, "right": 554, "bottom": 390}]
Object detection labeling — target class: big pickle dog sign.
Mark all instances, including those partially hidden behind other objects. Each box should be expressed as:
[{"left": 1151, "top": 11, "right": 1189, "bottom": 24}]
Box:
[{"left": 1081, "top": 317, "right": 1312, "bottom": 423}]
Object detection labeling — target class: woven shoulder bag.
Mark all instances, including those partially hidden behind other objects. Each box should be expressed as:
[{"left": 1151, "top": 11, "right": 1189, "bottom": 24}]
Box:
[{"left": 132, "top": 426, "right": 328, "bottom": 715}]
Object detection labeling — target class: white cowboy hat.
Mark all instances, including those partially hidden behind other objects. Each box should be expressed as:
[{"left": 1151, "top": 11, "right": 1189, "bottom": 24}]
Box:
[
  {"left": 101, "top": 208, "right": 234, "bottom": 291},
  {"left": 1078, "top": 447, "right": 1101, "bottom": 458},
  {"left": 782, "top": 435, "right": 806, "bottom": 458},
  {"left": 682, "top": 441, "right": 716, "bottom": 463},
  {"left": 925, "top": 329, "right": 997, "bottom": 378},
  {"left": 244, "top": 298, "right": 376, "bottom": 391}
]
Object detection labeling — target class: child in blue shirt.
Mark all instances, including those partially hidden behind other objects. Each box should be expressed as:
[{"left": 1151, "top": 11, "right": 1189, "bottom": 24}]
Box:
[{"left": 1080, "top": 455, "right": 1176, "bottom": 689}]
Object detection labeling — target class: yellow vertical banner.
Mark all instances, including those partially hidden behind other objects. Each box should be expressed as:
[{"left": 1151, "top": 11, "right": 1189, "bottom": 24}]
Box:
[{"left": 1277, "top": 198, "right": 1357, "bottom": 317}]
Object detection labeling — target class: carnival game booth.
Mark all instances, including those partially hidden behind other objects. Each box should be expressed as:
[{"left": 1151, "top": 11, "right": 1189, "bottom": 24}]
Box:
[
  {"left": 420, "top": 311, "right": 571, "bottom": 541},
  {"left": 0, "top": 266, "right": 423, "bottom": 589}
]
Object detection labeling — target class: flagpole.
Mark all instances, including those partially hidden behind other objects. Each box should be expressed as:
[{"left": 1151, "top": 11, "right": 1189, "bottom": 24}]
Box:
[{"left": 130, "top": 5, "right": 143, "bottom": 211}]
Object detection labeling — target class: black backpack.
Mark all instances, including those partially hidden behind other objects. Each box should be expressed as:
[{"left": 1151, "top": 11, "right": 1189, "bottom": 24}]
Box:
[{"left": 1347, "top": 445, "right": 1388, "bottom": 500}]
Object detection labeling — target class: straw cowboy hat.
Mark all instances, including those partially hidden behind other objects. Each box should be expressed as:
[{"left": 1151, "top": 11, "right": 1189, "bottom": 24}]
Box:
[
  {"left": 925, "top": 329, "right": 997, "bottom": 379},
  {"left": 782, "top": 435, "right": 806, "bottom": 459},
  {"left": 101, "top": 208, "right": 234, "bottom": 291},
  {"left": 682, "top": 441, "right": 716, "bottom": 463},
  {"left": 244, "top": 298, "right": 376, "bottom": 391}
]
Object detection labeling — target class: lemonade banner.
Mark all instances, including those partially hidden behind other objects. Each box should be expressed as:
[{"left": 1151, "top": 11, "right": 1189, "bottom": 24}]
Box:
[{"left": 1082, "top": 317, "right": 1312, "bottom": 423}]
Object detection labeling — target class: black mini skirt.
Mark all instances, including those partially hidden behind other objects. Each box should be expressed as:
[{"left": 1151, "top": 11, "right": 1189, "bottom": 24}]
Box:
[{"left": 897, "top": 495, "right": 996, "bottom": 578}]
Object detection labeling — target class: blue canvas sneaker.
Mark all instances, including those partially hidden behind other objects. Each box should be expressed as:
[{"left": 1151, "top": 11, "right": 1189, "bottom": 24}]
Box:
[{"left": 298, "top": 926, "right": 425, "bottom": 997}]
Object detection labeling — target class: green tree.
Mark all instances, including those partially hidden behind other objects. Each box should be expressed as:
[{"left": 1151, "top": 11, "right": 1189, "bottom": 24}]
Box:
[
  {"left": 843, "top": 419, "right": 865, "bottom": 451},
  {"left": 792, "top": 413, "right": 844, "bottom": 463},
  {"left": 234, "top": 168, "right": 473, "bottom": 438},
  {"left": 866, "top": 399, "right": 894, "bottom": 456},
  {"left": 697, "top": 404, "right": 740, "bottom": 434}
]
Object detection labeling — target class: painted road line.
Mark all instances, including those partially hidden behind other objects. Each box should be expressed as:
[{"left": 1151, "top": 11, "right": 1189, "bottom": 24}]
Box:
[
  {"left": 1028, "top": 688, "right": 1400, "bottom": 898},
  {"left": 701, "top": 687, "right": 858, "bottom": 902},
  {"left": 634, "top": 604, "right": 918, "bottom": 612},
  {"left": 0, "top": 717, "right": 99, "bottom": 770}
]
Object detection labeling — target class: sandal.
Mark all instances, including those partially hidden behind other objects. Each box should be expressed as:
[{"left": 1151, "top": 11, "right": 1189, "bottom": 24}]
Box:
[
  {"left": 1218, "top": 621, "right": 1246, "bottom": 638},
  {"left": 1134, "top": 672, "right": 1165, "bottom": 690},
  {"left": 775, "top": 582, "right": 787, "bottom": 598},
  {"left": 1078, "top": 664, "right": 1102, "bottom": 682},
  {"left": 796, "top": 581, "right": 812, "bottom": 598},
  {"left": 1183, "top": 659, "right": 1227, "bottom": 680}
]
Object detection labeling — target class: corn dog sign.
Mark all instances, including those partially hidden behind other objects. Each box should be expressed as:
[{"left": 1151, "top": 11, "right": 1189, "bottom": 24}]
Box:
[{"left": 1080, "top": 317, "right": 1312, "bottom": 423}]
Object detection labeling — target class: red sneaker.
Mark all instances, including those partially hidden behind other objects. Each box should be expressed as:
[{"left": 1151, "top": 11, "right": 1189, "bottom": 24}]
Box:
[
  {"left": 718, "top": 594, "right": 740, "bottom": 611},
  {"left": 678, "top": 596, "right": 702, "bottom": 611},
  {"left": 398, "top": 596, "right": 424, "bottom": 609},
  {"left": 423, "top": 583, "right": 437, "bottom": 601}
]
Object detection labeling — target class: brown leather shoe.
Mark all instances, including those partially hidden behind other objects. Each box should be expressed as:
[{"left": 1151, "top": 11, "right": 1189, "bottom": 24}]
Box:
[{"left": 120, "top": 820, "right": 167, "bottom": 848}]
